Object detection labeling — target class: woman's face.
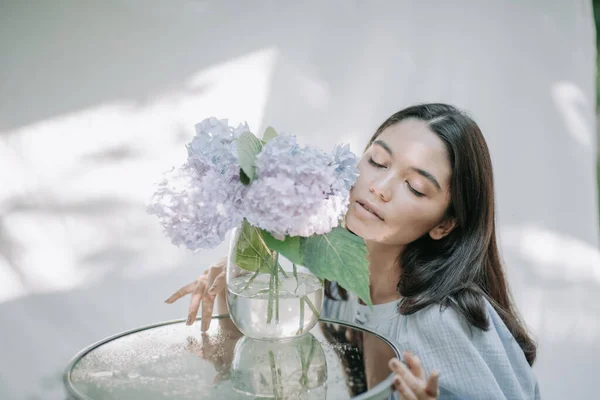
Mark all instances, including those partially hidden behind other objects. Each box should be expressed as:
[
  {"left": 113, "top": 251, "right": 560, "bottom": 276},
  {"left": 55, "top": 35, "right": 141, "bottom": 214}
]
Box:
[{"left": 345, "top": 118, "right": 454, "bottom": 246}]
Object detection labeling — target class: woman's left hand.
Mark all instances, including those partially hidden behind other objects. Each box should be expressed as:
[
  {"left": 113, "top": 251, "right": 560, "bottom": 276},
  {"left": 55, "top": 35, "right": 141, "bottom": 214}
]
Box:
[{"left": 389, "top": 351, "right": 440, "bottom": 400}]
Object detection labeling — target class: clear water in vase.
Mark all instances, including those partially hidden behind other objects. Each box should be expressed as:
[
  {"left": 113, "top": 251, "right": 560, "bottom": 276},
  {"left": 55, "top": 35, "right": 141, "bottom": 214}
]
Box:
[{"left": 227, "top": 272, "right": 323, "bottom": 340}]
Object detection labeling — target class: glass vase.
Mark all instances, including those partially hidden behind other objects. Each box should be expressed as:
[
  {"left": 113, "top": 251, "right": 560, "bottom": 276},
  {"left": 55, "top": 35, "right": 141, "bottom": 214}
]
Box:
[{"left": 226, "top": 221, "right": 324, "bottom": 340}]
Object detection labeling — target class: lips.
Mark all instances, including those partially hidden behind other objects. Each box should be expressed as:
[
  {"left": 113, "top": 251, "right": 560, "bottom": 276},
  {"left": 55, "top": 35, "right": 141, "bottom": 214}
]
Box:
[{"left": 356, "top": 200, "right": 384, "bottom": 221}]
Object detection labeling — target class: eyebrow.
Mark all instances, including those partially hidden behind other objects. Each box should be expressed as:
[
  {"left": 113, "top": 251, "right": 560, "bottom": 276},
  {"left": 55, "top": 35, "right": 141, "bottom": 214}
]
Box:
[
  {"left": 373, "top": 139, "right": 442, "bottom": 191},
  {"left": 373, "top": 139, "right": 393, "bottom": 155},
  {"left": 410, "top": 167, "right": 442, "bottom": 191}
]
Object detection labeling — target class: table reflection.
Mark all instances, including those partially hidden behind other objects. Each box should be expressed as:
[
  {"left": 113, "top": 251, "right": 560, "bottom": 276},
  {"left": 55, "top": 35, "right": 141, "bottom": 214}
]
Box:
[{"left": 65, "top": 316, "right": 398, "bottom": 399}]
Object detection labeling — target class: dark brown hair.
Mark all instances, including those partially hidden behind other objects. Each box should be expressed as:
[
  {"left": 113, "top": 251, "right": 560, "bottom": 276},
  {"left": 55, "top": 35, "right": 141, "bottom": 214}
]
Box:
[{"left": 327, "top": 103, "right": 537, "bottom": 365}]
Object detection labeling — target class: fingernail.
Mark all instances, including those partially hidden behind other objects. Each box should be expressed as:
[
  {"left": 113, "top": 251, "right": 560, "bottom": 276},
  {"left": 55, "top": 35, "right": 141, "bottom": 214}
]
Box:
[
  {"left": 207, "top": 286, "right": 216, "bottom": 294},
  {"left": 394, "top": 377, "right": 402, "bottom": 388},
  {"left": 186, "top": 316, "right": 194, "bottom": 325}
]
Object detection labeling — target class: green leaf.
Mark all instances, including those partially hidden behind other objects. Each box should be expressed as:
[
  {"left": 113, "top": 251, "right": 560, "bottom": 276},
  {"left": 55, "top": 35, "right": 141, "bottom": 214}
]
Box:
[
  {"left": 237, "top": 131, "right": 263, "bottom": 181},
  {"left": 260, "top": 231, "right": 303, "bottom": 265},
  {"left": 239, "top": 169, "right": 251, "bottom": 186},
  {"left": 234, "top": 219, "right": 272, "bottom": 273},
  {"left": 263, "top": 126, "right": 278, "bottom": 142},
  {"left": 301, "top": 227, "right": 372, "bottom": 307}
]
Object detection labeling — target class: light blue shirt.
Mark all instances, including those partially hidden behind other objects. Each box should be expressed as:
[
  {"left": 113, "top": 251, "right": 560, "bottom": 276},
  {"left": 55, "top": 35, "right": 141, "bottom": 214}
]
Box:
[{"left": 322, "top": 284, "right": 541, "bottom": 399}]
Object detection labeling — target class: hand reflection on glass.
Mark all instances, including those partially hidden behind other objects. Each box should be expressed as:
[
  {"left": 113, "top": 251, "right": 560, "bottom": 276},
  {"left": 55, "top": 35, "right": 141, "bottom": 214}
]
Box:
[{"left": 185, "top": 314, "right": 244, "bottom": 384}]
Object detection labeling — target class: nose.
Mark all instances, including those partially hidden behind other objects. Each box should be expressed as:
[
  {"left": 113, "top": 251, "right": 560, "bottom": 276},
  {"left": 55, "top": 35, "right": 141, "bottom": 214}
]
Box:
[{"left": 369, "top": 176, "right": 392, "bottom": 202}]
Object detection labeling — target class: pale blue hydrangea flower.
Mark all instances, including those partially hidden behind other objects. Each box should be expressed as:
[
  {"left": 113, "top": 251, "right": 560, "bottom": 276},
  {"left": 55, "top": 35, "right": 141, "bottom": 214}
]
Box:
[
  {"left": 149, "top": 118, "right": 361, "bottom": 248},
  {"left": 330, "top": 143, "right": 360, "bottom": 195},
  {"left": 147, "top": 162, "right": 247, "bottom": 250},
  {"left": 296, "top": 194, "right": 349, "bottom": 237},
  {"left": 187, "top": 117, "right": 249, "bottom": 174},
  {"left": 244, "top": 135, "right": 352, "bottom": 238},
  {"left": 148, "top": 118, "right": 249, "bottom": 250}
]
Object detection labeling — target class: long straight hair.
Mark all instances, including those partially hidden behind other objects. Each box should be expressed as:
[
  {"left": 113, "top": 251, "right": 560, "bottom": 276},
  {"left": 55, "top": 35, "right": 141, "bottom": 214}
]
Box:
[{"left": 327, "top": 103, "right": 537, "bottom": 365}]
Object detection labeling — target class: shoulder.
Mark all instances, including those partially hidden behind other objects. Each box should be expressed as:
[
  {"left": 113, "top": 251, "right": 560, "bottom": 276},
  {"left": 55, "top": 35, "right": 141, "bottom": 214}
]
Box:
[
  {"left": 398, "top": 300, "right": 539, "bottom": 399},
  {"left": 405, "top": 301, "right": 473, "bottom": 338},
  {"left": 398, "top": 297, "right": 519, "bottom": 363},
  {"left": 404, "top": 297, "right": 513, "bottom": 343},
  {"left": 397, "top": 304, "right": 496, "bottom": 395}
]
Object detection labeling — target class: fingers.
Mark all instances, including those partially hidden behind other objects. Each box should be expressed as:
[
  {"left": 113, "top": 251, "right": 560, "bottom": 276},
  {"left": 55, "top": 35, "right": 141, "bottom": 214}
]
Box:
[
  {"left": 164, "top": 281, "right": 197, "bottom": 304},
  {"left": 201, "top": 293, "right": 216, "bottom": 331},
  {"left": 404, "top": 351, "right": 425, "bottom": 380},
  {"left": 425, "top": 370, "right": 440, "bottom": 398},
  {"left": 200, "top": 267, "right": 222, "bottom": 331},
  {"left": 170, "top": 258, "right": 227, "bottom": 327},
  {"left": 187, "top": 278, "right": 208, "bottom": 325},
  {"left": 393, "top": 375, "right": 417, "bottom": 400},
  {"left": 389, "top": 358, "right": 420, "bottom": 391},
  {"left": 389, "top": 354, "right": 440, "bottom": 400},
  {"left": 215, "top": 256, "right": 227, "bottom": 268},
  {"left": 207, "top": 271, "right": 226, "bottom": 296}
]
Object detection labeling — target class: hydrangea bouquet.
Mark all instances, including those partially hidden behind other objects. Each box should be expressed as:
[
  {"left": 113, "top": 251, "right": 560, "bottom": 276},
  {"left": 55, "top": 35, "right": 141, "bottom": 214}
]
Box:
[{"left": 148, "top": 118, "right": 371, "bottom": 339}]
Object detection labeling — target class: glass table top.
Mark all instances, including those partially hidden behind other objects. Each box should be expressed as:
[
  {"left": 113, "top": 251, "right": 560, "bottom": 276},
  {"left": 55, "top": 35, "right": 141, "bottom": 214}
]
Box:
[{"left": 64, "top": 315, "right": 400, "bottom": 400}]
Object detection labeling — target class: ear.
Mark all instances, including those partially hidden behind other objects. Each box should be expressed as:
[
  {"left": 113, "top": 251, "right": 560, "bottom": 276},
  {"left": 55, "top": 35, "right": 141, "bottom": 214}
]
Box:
[{"left": 428, "top": 217, "right": 457, "bottom": 240}]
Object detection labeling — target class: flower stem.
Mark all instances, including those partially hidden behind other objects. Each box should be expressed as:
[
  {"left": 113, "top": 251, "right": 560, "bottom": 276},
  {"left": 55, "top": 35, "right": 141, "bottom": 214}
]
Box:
[
  {"left": 297, "top": 297, "right": 305, "bottom": 335},
  {"left": 241, "top": 267, "right": 261, "bottom": 292},
  {"left": 278, "top": 264, "right": 289, "bottom": 279},
  {"left": 292, "top": 263, "right": 298, "bottom": 282},
  {"left": 274, "top": 254, "right": 279, "bottom": 323},
  {"left": 268, "top": 350, "right": 282, "bottom": 398},
  {"left": 267, "top": 269, "right": 274, "bottom": 324},
  {"left": 252, "top": 225, "right": 289, "bottom": 279},
  {"left": 302, "top": 295, "right": 320, "bottom": 319},
  {"left": 306, "top": 335, "right": 317, "bottom": 368},
  {"left": 298, "top": 340, "right": 308, "bottom": 387}
]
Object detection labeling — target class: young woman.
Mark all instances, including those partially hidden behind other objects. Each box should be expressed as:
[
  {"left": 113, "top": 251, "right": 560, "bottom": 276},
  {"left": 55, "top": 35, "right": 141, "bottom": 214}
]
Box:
[{"left": 166, "top": 104, "right": 540, "bottom": 399}]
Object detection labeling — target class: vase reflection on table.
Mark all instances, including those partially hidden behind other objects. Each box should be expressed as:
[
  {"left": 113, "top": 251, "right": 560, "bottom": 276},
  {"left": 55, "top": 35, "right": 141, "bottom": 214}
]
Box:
[{"left": 231, "top": 334, "right": 328, "bottom": 399}]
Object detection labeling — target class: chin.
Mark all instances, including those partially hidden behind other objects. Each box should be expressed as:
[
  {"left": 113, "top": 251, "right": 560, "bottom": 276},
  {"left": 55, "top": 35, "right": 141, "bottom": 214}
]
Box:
[{"left": 345, "top": 212, "right": 381, "bottom": 242}]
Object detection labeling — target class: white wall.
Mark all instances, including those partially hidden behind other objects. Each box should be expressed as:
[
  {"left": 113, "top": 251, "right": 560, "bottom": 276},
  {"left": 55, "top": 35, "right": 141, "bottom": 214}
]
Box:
[{"left": 0, "top": 1, "right": 598, "bottom": 398}]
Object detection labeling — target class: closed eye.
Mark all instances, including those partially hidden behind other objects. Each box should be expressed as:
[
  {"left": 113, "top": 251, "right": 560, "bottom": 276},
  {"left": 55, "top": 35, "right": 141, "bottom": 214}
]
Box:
[
  {"left": 368, "top": 157, "right": 386, "bottom": 168},
  {"left": 407, "top": 182, "right": 425, "bottom": 197}
]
